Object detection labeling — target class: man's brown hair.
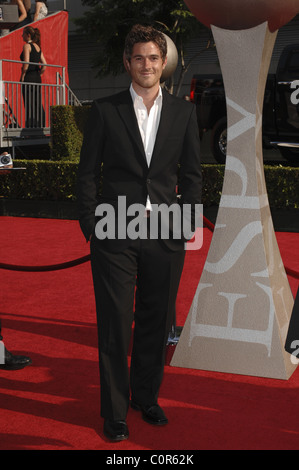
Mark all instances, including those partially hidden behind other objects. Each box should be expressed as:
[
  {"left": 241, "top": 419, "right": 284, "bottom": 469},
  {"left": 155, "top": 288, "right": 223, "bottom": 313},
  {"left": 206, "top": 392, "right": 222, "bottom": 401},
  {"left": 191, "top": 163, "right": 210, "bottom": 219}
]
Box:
[{"left": 124, "top": 24, "right": 167, "bottom": 62}]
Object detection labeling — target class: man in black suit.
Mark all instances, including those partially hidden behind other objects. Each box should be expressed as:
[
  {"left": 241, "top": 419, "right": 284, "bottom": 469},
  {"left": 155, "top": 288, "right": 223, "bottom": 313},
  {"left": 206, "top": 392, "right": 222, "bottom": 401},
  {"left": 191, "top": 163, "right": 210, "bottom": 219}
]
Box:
[{"left": 77, "top": 24, "right": 202, "bottom": 441}]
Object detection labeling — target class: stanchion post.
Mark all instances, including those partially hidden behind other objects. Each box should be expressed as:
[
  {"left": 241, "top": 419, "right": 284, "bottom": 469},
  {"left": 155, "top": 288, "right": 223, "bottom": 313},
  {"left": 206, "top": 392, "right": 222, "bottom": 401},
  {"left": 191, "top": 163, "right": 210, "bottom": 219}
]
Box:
[{"left": 0, "top": 340, "right": 4, "bottom": 365}]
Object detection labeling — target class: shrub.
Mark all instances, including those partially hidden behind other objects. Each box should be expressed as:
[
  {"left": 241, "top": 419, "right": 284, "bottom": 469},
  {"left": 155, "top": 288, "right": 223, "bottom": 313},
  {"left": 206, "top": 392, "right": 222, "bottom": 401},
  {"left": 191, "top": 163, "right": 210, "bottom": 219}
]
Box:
[
  {"left": 0, "top": 161, "right": 298, "bottom": 210},
  {"left": 0, "top": 160, "right": 78, "bottom": 201},
  {"left": 50, "top": 105, "right": 91, "bottom": 161}
]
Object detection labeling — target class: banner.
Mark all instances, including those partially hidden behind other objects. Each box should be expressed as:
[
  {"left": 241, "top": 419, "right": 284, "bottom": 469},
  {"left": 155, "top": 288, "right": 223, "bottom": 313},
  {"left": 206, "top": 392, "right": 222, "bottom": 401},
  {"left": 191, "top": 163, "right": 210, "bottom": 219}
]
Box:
[
  {"left": 0, "top": 10, "right": 69, "bottom": 85},
  {"left": 0, "top": 11, "right": 69, "bottom": 129}
]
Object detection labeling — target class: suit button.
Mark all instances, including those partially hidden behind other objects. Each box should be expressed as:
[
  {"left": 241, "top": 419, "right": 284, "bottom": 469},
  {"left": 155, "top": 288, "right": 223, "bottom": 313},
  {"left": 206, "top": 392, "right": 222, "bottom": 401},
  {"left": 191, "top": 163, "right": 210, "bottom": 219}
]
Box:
[{"left": 147, "top": 178, "right": 151, "bottom": 184}]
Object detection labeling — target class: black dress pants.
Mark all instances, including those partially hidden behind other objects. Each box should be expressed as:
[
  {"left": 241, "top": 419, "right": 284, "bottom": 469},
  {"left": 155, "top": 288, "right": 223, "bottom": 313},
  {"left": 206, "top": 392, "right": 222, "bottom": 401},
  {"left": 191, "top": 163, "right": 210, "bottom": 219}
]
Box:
[{"left": 90, "top": 235, "right": 185, "bottom": 421}]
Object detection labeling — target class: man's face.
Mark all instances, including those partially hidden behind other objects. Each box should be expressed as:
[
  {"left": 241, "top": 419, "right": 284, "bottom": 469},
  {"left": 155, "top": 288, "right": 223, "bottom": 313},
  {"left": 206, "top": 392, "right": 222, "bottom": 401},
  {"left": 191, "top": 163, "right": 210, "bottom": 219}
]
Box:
[{"left": 126, "top": 41, "right": 167, "bottom": 91}]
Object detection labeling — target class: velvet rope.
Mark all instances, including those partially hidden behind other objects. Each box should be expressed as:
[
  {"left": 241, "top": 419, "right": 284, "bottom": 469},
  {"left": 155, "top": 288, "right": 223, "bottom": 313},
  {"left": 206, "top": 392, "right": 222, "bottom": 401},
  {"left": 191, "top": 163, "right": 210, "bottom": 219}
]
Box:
[
  {"left": 0, "top": 254, "right": 91, "bottom": 272},
  {"left": 0, "top": 217, "right": 298, "bottom": 279}
]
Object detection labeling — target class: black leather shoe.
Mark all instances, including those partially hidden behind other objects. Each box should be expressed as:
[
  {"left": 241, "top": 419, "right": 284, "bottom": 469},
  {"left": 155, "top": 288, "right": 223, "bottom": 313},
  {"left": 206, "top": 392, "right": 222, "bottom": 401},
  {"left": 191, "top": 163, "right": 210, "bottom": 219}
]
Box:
[
  {"left": 131, "top": 401, "right": 168, "bottom": 426},
  {"left": 103, "top": 419, "right": 129, "bottom": 442},
  {"left": 0, "top": 348, "right": 32, "bottom": 371}
]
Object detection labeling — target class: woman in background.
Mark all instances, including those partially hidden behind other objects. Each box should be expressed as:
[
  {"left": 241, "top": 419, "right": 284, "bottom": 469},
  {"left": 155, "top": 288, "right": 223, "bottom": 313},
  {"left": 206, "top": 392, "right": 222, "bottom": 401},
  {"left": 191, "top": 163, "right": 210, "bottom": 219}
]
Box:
[
  {"left": 33, "top": 1, "right": 48, "bottom": 21},
  {"left": 20, "top": 26, "right": 47, "bottom": 127},
  {"left": 10, "top": 0, "right": 32, "bottom": 29}
]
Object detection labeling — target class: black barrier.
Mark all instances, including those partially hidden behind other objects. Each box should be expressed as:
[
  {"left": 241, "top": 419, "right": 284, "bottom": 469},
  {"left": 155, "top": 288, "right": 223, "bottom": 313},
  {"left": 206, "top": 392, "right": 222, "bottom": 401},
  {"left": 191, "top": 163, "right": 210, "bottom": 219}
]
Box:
[{"left": 0, "top": 254, "right": 90, "bottom": 272}]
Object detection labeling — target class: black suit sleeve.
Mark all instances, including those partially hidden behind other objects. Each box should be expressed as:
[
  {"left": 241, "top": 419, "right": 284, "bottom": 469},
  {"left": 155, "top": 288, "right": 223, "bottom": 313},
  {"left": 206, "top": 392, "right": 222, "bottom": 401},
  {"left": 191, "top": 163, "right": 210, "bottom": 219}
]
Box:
[
  {"left": 77, "top": 101, "right": 104, "bottom": 241},
  {"left": 178, "top": 104, "right": 202, "bottom": 236}
]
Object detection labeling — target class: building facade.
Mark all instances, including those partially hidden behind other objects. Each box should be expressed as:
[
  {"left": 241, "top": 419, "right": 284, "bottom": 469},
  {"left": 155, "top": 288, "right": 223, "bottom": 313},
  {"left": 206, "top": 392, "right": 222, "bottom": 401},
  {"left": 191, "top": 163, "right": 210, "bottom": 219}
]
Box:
[{"left": 48, "top": 1, "right": 299, "bottom": 101}]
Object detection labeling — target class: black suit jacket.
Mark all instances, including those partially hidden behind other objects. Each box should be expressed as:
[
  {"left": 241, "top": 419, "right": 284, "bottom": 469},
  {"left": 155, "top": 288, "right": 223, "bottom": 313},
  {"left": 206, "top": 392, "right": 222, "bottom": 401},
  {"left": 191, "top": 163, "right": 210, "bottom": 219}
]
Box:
[{"left": 77, "top": 88, "right": 202, "bottom": 251}]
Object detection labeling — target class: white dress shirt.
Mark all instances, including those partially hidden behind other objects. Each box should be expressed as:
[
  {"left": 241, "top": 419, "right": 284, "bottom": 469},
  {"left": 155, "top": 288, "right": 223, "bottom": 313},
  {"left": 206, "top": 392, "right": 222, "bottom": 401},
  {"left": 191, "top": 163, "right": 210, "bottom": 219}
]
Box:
[{"left": 130, "top": 84, "right": 163, "bottom": 210}]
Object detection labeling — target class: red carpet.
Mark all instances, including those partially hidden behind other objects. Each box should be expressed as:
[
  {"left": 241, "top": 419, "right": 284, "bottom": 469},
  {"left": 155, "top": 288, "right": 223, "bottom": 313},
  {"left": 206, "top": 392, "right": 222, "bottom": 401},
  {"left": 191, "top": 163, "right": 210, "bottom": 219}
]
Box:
[{"left": 0, "top": 216, "right": 299, "bottom": 450}]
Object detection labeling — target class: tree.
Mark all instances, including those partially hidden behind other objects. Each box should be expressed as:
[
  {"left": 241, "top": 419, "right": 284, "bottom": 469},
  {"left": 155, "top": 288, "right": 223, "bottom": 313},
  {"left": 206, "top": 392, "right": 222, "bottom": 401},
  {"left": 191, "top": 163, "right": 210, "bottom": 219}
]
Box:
[{"left": 74, "top": 0, "right": 214, "bottom": 95}]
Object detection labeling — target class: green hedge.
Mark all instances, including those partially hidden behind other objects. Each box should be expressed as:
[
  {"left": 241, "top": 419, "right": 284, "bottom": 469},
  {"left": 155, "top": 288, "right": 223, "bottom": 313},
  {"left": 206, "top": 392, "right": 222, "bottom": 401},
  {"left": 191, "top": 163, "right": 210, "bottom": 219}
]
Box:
[
  {"left": 50, "top": 105, "right": 91, "bottom": 161},
  {"left": 264, "top": 166, "right": 299, "bottom": 208},
  {"left": 0, "top": 161, "right": 299, "bottom": 209},
  {"left": 0, "top": 160, "right": 78, "bottom": 201}
]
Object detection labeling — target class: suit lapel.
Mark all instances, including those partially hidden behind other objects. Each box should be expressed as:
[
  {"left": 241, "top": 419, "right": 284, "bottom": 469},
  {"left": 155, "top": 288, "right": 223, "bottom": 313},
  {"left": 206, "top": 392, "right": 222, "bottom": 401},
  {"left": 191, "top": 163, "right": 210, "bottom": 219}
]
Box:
[
  {"left": 150, "top": 89, "right": 175, "bottom": 169},
  {"left": 116, "top": 90, "right": 147, "bottom": 165},
  {"left": 116, "top": 88, "right": 176, "bottom": 169}
]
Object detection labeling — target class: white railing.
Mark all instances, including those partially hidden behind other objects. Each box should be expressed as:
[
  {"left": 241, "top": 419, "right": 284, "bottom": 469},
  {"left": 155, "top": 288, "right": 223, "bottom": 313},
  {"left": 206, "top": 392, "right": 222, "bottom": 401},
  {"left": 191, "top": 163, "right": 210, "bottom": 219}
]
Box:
[
  {"left": 56, "top": 72, "right": 82, "bottom": 107},
  {"left": 0, "top": 59, "right": 81, "bottom": 148}
]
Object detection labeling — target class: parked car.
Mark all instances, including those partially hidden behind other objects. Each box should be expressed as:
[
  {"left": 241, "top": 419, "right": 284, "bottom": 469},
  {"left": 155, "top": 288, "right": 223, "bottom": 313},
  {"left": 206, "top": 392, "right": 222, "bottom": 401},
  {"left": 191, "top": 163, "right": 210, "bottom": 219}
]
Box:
[{"left": 190, "top": 43, "right": 299, "bottom": 164}]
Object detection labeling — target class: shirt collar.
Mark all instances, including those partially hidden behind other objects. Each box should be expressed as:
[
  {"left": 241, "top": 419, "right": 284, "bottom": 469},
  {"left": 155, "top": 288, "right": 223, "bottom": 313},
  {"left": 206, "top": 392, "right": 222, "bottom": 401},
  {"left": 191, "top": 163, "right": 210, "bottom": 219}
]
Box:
[{"left": 130, "top": 83, "right": 163, "bottom": 106}]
